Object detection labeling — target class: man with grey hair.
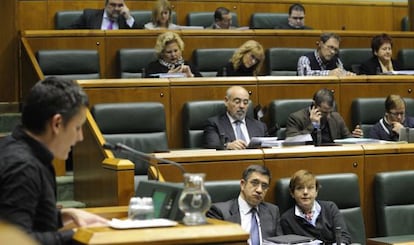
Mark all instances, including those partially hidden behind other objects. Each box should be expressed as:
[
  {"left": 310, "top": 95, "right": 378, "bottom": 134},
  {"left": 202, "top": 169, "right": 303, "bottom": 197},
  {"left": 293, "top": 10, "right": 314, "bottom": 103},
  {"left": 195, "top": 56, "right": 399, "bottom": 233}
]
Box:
[
  {"left": 70, "top": 0, "right": 138, "bottom": 29},
  {"left": 203, "top": 86, "right": 267, "bottom": 150}
]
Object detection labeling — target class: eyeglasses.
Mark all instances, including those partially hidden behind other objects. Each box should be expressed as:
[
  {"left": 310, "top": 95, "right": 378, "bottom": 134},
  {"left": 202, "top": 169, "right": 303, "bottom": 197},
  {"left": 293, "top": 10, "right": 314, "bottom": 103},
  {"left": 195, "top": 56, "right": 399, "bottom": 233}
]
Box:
[
  {"left": 249, "top": 179, "right": 269, "bottom": 190},
  {"left": 109, "top": 2, "right": 124, "bottom": 8},
  {"left": 322, "top": 43, "right": 339, "bottom": 54},
  {"left": 388, "top": 111, "right": 405, "bottom": 117},
  {"left": 249, "top": 54, "right": 261, "bottom": 64},
  {"left": 291, "top": 16, "right": 304, "bottom": 20}
]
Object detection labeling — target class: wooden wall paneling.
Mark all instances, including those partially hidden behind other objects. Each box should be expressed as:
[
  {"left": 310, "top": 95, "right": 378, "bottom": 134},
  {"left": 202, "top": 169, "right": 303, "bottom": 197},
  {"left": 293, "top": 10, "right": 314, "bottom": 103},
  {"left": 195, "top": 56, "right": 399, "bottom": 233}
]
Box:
[
  {"left": 237, "top": 2, "right": 288, "bottom": 27},
  {"left": 339, "top": 76, "right": 414, "bottom": 129},
  {"left": 169, "top": 78, "right": 257, "bottom": 149},
  {"left": 362, "top": 144, "right": 414, "bottom": 237},
  {"left": 393, "top": 2, "right": 408, "bottom": 32},
  {"left": 18, "top": 1, "right": 48, "bottom": 30}
]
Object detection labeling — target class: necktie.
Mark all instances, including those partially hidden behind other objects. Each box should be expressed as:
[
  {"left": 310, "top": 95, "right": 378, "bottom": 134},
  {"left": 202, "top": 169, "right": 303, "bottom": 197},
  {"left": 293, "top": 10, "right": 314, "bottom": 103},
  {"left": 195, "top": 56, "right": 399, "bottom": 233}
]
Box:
[
  {"left": 235, "top": 120, "right": 246, "bottom": 141},
  {"left": 107, "top": 20, "right": 114, "bottom": 30},
  {"left": 250, "top": 208, "right": 260, "bottom": 245}
]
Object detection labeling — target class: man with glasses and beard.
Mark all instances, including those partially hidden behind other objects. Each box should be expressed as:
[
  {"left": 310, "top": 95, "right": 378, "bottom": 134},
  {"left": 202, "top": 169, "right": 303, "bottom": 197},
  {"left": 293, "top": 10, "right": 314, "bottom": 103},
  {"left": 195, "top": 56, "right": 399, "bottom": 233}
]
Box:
[
  {"left": 70, "top": 0, "right": 138, "bottom": 29},
  {"left": 286, "top": 88, "right": 363, "bottom": 144},
  {"left": 297, "top": 33, "right": 355, "bottom": 76},
  {"left": 370, "top": 94, "right": 414, "bottom": 141},
  {"left": 207, "top": 165, "right": 283, "bottom": 245},
  {"left": 203, "top": 86, "right": 267, "bottom": 150},
  {"left": 276, "top": 3, "right": 312, "bottom": 30}
]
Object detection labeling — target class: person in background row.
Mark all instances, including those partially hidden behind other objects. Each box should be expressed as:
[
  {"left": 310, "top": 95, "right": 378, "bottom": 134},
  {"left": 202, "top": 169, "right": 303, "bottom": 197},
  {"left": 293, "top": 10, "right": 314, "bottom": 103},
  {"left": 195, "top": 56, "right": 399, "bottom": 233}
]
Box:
[
  {"left": 297, "top": 33, "right": 355, "bottom": 76},
  {"left": 276, "top": 3, "right": 312, "bottom": 30},
  {"left": 70, "top": 0, "right": 138, "bottom": 29},
  {"left": 359, "top": 34, "right": 401, "bottom": 75},
  {"left": 280, "top": 169, "right": 352, "bottom": 244},
  {"left": 217, "top": 40, "right": 265, "bottom": 76},
  {"left": 203, "top": 86, "right": 267, "bottom": 150},
  {"left": 0, "top": 77, "right": 108, "bottom": 245},
  {"left": 207, "top": 165, "right": 283, "bottom": 245},
  {"left": 144, "top": 0, "right": 178, "bottom": 30},
  {"left": 145, "top": 31, "right": 202, "bottom": 78},
  {"left": 208, "top": 7, "right": 235, "bottom": 29},
  {"left": 285, "top": 88, "right": 363, "bottom": 144},
  {"left": 370, "top": 94, "right": 414, "bottom": 141}
]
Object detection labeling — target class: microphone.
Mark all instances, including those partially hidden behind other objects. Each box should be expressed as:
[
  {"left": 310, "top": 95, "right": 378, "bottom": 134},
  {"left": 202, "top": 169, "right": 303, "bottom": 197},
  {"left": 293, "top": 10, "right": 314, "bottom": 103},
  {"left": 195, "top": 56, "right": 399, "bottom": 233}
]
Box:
[{"left": 102, "top": 142, "right": 186, "bottom": 180}]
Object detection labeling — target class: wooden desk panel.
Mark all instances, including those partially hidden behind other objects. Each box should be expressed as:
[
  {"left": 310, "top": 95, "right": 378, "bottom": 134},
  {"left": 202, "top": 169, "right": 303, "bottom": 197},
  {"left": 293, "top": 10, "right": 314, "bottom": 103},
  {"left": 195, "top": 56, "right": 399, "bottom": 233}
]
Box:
[
  {"left": 362, "top": 144, "right": 414, "bottom": 238},
  {"left": 74, "top": 218, "right": 249, "bottom": 245},
  {"left": 367, "top": 235, "right": 414, "bottom": 245}
]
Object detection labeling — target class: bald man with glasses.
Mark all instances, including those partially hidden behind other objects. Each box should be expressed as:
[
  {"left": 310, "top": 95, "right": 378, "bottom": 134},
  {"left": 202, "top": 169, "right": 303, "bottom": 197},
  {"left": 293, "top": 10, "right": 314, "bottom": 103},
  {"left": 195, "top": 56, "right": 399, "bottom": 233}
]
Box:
[
  {"left": 297, "top": 32, "right": 355, "bottom": 76},
  {"left": 70, "top": 0, "right": 138, "bottom": 29}
]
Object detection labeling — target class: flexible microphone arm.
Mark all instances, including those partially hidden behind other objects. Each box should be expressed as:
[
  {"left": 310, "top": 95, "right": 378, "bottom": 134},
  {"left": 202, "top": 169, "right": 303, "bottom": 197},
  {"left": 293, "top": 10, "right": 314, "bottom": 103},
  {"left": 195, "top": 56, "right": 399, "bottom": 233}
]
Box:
[{"left": 102, "top": 142, "right": 186, "bottom": 175}]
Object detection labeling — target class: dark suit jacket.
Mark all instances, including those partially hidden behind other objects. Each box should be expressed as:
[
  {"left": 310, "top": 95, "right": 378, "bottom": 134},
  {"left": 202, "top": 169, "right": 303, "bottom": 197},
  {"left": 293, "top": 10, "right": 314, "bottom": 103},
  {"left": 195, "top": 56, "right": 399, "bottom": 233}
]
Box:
[
  {"left": 207, "top": 198, "right": 283, "bottom": 239},
  {"left": 203, "top": 113, "right": 268, "bottom": 149},
  {"left": 359, "top": 56, "right": 401, "bottom": 75},
  {"left": 285, "top": 107, "right": 352, "bottom": 140},
  {"left": 69, "top": 9, "right": 138, "bottom": 29}
]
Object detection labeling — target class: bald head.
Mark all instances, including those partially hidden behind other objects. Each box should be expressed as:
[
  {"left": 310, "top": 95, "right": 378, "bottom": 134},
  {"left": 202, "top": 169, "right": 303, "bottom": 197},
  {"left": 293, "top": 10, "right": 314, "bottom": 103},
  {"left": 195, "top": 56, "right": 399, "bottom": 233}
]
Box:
[{"left": 225, "top": 86, "right": 249, "bottom": 120}]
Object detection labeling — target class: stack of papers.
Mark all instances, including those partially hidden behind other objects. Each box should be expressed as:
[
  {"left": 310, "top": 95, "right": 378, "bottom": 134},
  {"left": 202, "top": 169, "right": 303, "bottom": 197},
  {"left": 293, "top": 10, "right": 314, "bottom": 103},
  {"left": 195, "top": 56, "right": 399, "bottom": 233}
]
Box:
[
  {"left": 109, "top": 218, "right": 178, "bottom": 229},
  {"left": 248, "top": 137, "right": 281, "bottom": 148}
]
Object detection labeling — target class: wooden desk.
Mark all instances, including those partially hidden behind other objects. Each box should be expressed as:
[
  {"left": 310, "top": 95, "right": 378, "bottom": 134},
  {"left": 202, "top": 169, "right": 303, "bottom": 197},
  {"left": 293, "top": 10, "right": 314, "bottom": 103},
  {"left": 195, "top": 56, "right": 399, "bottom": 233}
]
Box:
[
  {"left": 73, "top": 218, "right": 249, "bottom": 245},
  {"left": 367, "top": 235, "right": 414, "bottom": 245}
]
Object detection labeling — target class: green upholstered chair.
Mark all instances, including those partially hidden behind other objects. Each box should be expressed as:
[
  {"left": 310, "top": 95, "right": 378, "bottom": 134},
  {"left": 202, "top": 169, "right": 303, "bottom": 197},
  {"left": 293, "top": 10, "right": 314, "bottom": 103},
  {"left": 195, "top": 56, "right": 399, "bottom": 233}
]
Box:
[
  {"left": 205, "top": 180, "right": 240, "bottom": 203},
  {"left": 131, "top": 10, "right": 177, "bottom": 29},
  {"left": 374, "top": 170, "right": 414, "bottom": 236},
  {"left": 186, "top": 12, "right": 238, "bottom": 28},
  {"left": 267, "top": 99, "right": 313, "bottom": 139},
  {"left": 182, "top": 100, "right": 255, "bottom": 148},
  {"left": 192, "top": 48, "right": 236, "bottom": 77},
  {"left": 91, "top": 102, "right": 168, "bottom": 188},
  {"left": 276, "top": 173, "right": 366, "bottom": 245},
  {"left": 397, "top": 49, "right": 414, "bottom": 70},
  {"left": 339, "top": 48, "right": 372, "bottom": 74},
  {"left": 266, "top": 48, "right": 313, "bottom": 76},
  {"left": 351, "top": 98, "right": 385, "bottom": 137},
  {"left": 117, "top": 48, "right": 156, "bottom": 78},
  {"left": 54, "top": 10, "right": 83, "bottom": 29},
  {"left": 250, "top": 13, "right": 288, "bottom": 29},
  {"left": 36, "top": 50, "right": 100, "bottom": 80},
  {"left": 401, "top": 16, "right": 409, "bottom": 31}
]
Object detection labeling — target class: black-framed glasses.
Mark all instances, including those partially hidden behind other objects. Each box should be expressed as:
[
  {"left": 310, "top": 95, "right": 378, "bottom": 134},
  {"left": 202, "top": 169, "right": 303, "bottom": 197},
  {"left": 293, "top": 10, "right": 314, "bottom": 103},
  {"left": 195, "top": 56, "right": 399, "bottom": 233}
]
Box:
[
  {"left": 388, "top": 111, "right": 405, "bottom": 117},
  {"left": 322, "top": 43, "right": 339, "bottom": 54},
  {"left": 291, "top": 16, "right": 304, "bottom": 20},
  {"left": 249, "top": 179, "right": 269, "bottom": 190}
]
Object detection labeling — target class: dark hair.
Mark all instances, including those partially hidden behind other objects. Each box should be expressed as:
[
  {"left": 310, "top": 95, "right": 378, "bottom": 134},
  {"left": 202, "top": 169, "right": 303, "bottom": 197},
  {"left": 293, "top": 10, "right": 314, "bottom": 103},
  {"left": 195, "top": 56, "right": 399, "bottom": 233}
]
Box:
[
  {"left": 371, "top": 33, "right": 393, "bottom": 55},
  {"left": 214, "top": 7, "right": 230, "bottom": 21},
  {"left": 289, "top": 3, "right": 305, "bottom": 15},
  {"left": 320, "top": 32, "right": 341, "bottom": 44},
  {"left": 242, "top": 165, "right": 271, "bottom": 181},
  {"left": 385, "top": 94, "right": 406, "bottom": 112},
  {"left": 22, "top": 77, "right": 89, "bottom": 134},
  {"left": 313, "top": 88, "right": 335, "bottom": 107}
]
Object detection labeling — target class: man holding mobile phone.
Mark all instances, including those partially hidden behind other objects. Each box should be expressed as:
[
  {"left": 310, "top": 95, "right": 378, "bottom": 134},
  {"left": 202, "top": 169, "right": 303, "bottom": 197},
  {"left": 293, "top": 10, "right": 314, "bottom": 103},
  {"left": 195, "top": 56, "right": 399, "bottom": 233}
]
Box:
[
  {"left": 69, "top": 0, "right": 138, "bottom": 30},
  {"left": 285, "top": 88, "right": 363, "bottom": 144}
]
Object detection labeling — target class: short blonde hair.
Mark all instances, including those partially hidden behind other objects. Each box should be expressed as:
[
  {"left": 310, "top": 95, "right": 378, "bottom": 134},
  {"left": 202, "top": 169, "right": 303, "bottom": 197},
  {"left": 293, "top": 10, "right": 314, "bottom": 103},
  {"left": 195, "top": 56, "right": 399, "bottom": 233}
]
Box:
[
  {"left": 289, "top": 169, "right": 320, "bottom": 194},
  {"left": 230, "top": 40, "right": 265, "bottom": 76},
  {"left": 154, "top": 31, "right": 184, "bottom": 59},
  {"left": 151, "top": 0, "right": 172, "bottom": 27}
]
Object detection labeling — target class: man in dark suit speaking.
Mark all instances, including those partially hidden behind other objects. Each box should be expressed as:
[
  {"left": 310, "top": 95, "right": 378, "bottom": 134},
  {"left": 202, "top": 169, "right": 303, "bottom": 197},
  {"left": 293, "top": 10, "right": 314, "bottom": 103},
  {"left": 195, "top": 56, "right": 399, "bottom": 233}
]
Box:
[
  {"left": 70, "top": 0, "right": 138, "bottom": 29},
  {"left": 203, "top": 85, "right": 267, "bottom": 150},
  {"left": 207, "top": 165, "right": 283, "bottom": 244}
]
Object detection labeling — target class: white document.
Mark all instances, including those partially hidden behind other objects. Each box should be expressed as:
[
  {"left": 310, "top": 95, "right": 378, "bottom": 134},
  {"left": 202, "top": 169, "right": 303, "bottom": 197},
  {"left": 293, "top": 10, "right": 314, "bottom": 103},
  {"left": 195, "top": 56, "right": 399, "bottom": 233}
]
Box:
[
  {"left": 109, "top": 218, "right": 178, "bottom": 229},
  {"left": 285, "top": 134, "right": 313, "bottom": 142}
]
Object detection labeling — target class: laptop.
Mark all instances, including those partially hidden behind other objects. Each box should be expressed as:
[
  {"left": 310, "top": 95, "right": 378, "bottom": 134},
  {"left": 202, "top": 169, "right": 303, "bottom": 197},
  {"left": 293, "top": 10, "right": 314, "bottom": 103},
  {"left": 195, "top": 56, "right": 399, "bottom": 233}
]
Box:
[{"left": 398, "top": 128, "right": 414, "bottom": 142}]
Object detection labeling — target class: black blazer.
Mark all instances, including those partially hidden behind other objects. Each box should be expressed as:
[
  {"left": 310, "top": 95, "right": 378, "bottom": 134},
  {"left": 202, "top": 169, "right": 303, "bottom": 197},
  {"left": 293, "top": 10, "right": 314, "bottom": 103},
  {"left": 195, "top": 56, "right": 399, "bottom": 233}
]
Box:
[
  {"left": 69, "top": 9, "right": 138, "bottom": 29},
  {"left": 359, "top": 56, "right": 401, "bottom": 75},
  {"left": 203, "top": 113, "right": 268, "bottom": 149}
]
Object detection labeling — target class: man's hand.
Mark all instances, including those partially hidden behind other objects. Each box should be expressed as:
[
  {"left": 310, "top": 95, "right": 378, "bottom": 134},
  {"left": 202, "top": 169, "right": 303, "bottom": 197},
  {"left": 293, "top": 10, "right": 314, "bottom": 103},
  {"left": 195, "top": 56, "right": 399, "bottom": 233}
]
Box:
[
  {"left": 120, "top": 4, "right": 131, "bottom": 19},
  {"left": 226, "top": 139, "right": 247, "bottom": 150},
  {"left": 352, "top": 125, "right": 364, "bottom": 138},
  {"left": 309, "top": 105, "right": 321, "bottom": 124},
  {"left": 61, "top": 208, "right": 108, "bottom": 228},
  {"left": 391, "top": 121, "right": 404, "bottom": 134}
]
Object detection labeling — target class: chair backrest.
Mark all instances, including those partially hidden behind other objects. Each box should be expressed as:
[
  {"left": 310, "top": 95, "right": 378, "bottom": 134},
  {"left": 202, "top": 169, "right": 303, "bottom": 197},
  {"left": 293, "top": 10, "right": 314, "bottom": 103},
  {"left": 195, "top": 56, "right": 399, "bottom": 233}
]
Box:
[
  {"left": 351, "top": 98, "right": 385, "bottom": 136},
  {"left": 397, "top": 49, "right": 414, "bottom": 70},
  {"left": 91, "top": 102, "right": 168, "bottom": 175},
  {"left": 55, "top": 10, "right": 83, "bottom": 29},
  {"left": 401, "top": 16, "right": 409, "bottom": 31},
  {"left": 117, "top": 48, "right": 156, "bottom": 78},
  {"left": 268, "top": 99, "right": 313, "bottom": 139},
  {"left": 250, "top": 13, "right": 288, "bottom": 29},
  {"left": 339, "top": 48, "right": 372, "bottom": 74},
  {"left": 276, "top": 173, "right": 366, "bottom": 245},
  {"left": 192, "top": 48, "right": 236, "bottom": 77},
  {"left": 204, "top": 180, "right": 240, "bottom": 203},
  {"left": 36, "top": 49, "right": 100, "bottom": 80},
  {"left": 187, "top": 12, "right": 238, "bottom": 28},
  {"left": 266, "top": 48, "right": 313, "bottom": 76},
  {"left": 375, "top": 170, "right": 414, "bottom": 236},
  {"left": 182, "top": 100, "right": 255, "bottom": 148},
  {"left": 131, "top": 10, "right": 177, "bottom": 29}
]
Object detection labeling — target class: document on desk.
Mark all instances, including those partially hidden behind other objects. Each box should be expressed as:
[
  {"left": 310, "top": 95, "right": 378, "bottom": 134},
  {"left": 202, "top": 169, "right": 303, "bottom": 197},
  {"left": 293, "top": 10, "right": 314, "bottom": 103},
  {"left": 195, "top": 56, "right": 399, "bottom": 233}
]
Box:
[
  {"left": 109, "top": 218, "right": 178, "bottom": 229},
  {"left": 248, "top": 137, "right": 281, "bottom": 148},
  {"left": 333, "top": 138, "right": 383, "bottom": 144}
]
